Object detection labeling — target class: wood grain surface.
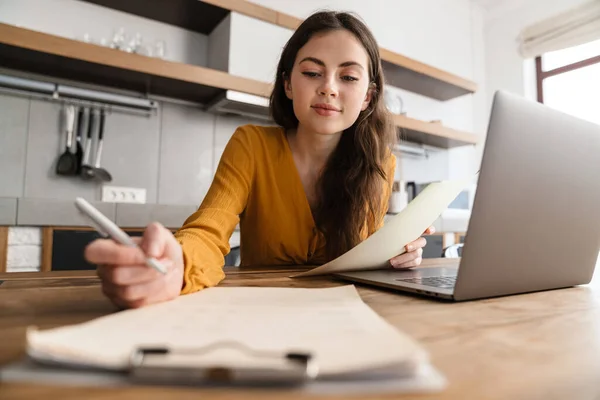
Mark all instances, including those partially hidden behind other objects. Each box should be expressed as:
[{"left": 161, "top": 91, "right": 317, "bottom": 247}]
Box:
[{"left": 1, "top": 258, "right": 599, "bottom": 399}]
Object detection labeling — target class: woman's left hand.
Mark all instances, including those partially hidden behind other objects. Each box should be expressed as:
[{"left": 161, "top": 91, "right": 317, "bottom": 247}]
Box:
[{"left": 389, "top": 226, "right": 435, "bottom": 269}]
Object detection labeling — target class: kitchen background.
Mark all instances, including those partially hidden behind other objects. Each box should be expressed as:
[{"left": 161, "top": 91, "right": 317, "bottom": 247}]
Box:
[{"left": 0, "top": 0, "right": 589, "bottom": 272}]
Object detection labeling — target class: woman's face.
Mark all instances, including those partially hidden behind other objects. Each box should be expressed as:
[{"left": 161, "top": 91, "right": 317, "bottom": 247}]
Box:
[{"left": 285, "top": 29, "right": 373, "bottom": 136}]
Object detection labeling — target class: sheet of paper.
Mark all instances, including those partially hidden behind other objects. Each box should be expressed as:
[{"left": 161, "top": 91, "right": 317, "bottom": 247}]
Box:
[
  {"left": 27, "top": 286, "right": 428, "bottom": 378},
  {"left": 292, "top": 180, "right": 470, "bottom": 277}
]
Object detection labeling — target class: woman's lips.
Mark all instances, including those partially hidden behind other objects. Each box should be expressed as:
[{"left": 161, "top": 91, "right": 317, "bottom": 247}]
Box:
[{"left": 311, "top": 104, "right": 341, "bottom": 116}]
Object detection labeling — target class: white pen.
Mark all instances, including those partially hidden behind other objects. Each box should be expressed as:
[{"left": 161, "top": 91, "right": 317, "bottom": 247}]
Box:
[{"left": 74, "top": 197, "right": 167, "bottom": 274}]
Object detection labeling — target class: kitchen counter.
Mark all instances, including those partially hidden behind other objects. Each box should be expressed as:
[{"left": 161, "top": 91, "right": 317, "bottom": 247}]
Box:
[
  {"left": 0, "top": 197, "right": 200, "bottom": 229},
  {"left": 2, "top": 197, "right": 468, "bottom": 233}
]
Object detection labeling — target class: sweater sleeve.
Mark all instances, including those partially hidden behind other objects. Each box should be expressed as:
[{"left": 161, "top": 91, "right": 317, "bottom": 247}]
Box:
[{"left": 174, "top": 126, "right": 255, "bottom": 294}]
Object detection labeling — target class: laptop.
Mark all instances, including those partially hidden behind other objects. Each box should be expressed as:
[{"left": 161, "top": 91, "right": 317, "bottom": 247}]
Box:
[{"left": 335, "top": 90, "right": 600, "bottom": 301}]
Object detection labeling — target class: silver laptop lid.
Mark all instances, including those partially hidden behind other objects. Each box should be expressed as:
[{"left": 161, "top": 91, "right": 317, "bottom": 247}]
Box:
[{"left": 454, "top": 90, "right": 600, "bottom": 301}]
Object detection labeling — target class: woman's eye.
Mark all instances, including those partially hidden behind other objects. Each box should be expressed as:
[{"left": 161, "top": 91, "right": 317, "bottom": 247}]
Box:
[
  {"left": 302, "top": 72, "right": 320, "bottom": 78},
  {"left": 341, "top": 76, "right": 358, "bottom": 82}
]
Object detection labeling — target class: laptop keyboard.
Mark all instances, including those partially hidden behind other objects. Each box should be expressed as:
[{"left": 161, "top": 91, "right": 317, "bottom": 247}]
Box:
[{"left": 396, "top": 276, "right": 456, "bottom": 289}]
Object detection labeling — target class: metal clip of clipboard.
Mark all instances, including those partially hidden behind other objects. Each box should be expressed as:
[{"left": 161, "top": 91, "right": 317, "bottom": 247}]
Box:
[{"left": 128, "top": 341, "right": 319, "bottom": 387}]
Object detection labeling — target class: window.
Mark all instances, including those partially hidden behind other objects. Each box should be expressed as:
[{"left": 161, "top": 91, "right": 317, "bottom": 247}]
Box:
[{"left": 535, "top": 39, "right": 600, "bottom": 125}]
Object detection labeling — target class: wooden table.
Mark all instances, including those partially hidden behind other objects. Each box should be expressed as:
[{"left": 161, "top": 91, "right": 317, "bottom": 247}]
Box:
[{"left": 1, "top": 259, "right": 600, "bottom": 399}]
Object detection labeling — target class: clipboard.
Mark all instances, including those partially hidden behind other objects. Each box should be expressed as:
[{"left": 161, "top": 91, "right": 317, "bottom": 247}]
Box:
[
  {"left": 15, "top": 286, "right": 447, "bottom": 393},
  {"left": 127, "top": 341, "right": 318, "bottom": 387},
  {"left": 28, "top": 340, "right": 318, "bottom": 387}
]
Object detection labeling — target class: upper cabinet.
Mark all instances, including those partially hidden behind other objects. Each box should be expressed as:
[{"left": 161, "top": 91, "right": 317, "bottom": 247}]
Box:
[
  {"left": 78, "top": 0, "right": 477, "bottom": 101},
  {"left": 207, "top": 13, "right": 292, "bottom": 83}
]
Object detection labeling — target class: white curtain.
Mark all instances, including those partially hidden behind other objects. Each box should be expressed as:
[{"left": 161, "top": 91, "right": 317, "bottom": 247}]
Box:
[{"left": 518, "top": 0, "right": 600, "bottom": 58}]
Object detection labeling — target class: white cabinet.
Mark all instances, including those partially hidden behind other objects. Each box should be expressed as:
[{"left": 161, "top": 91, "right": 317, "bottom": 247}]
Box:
[{"left": 208, "top": 13, "right": 292, "bottom": 84}]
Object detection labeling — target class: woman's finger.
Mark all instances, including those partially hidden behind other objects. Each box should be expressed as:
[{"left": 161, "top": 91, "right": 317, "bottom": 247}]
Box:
[
  {"left": 103, "top": 278, "right": 177, "bottom": 309},
  {"left": 405, "top": 237, "right": 427, "bottom": 252},
  {"left": 390, "top": 247, "right": 423, "bottom": 268},
  {"left": 102, "top": 277, "right": 167, "bottom": 305},
  {"left": 140, "top": 222, "right": 169, "bottom": 258},
  {"left": 97, "top": 259, "right": 170, "bottom": 286},
  {"left": 85, "top": 238, "right": 146, "bottom": 265},
  {"left": 397, "top": 257, "right": 423, "bottom": 269}
]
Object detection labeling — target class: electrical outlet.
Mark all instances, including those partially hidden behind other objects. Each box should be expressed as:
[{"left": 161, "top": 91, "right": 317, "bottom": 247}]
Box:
[{"left": 102, "top": 185, "right": 147, "bottom": 204}]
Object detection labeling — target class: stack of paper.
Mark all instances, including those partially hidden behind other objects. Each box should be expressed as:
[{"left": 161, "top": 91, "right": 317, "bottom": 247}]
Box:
[{"left": 23, "top": 286, "right": 446, "bottom": 393}]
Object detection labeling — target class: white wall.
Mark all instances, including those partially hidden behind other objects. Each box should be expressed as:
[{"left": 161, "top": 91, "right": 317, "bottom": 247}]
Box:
[
  {"left": 249, "top": 0, "right": 486, "bottom": 183},
  {"left": 483, "top": 0, "right": 591, "bottom": 114}
]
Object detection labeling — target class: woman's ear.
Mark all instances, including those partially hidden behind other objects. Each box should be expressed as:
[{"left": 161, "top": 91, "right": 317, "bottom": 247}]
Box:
[
  {"left": 284, "top": 74, "right": 293, "bottom": 100},
  {"left": 361, "top": 84, "right": 375, "bottom": 111}
]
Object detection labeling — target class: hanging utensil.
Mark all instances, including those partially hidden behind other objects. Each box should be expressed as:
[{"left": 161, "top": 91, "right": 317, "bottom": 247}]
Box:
[
  {"left": 75, "top": 107, "right": 85, "bottom": 174},
  {"left": 55, "top": 105, "right": 77, "bottom": 176},
  {"left": 81, "top": 109, "right": 96, "bottom": 180},
  {"left": 92, "top": 109, "right": 112, "bottom": 182}
]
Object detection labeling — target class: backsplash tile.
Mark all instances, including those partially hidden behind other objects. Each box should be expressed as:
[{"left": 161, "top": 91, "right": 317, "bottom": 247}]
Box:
[
  {"left": 213, "top": 114, "right": 264, "bottom": 173},
  {"left": 100, "top": 108, "right": 161, "bottom": 203},
  {"left": 158, "top": 104, "right": 215, "bottom": 205},
  {"left": 0, "top": 94, "right": 30, "bottom": 197},
  {"left": 24, "top": 100, "right": 97, "bottom": 199},
  {"left": 0, "top": 197, "right": 17, "bottom": 225},
  {"left": 2, "top": 91, "right": 452, "bottom": 213}
]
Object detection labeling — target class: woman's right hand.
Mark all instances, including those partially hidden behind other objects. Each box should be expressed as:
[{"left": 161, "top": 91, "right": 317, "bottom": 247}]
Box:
[{"left": 84, "top": 222, "right": 185, "bottom": 309}]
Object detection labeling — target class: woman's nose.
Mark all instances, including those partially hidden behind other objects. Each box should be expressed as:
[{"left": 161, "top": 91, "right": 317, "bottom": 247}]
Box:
[{"left": 318, "top": 78, "right": 338, "bottom": 97}]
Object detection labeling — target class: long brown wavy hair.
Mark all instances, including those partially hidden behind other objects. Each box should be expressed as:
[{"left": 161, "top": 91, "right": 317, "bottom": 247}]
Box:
[{"left": 270, "top": 11, "right": 396, "bottom": 260}]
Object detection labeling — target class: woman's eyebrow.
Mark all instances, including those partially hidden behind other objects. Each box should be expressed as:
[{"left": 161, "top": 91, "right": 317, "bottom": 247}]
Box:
[{"left": 299, "top": 57, "right": 364, "bottom": 70}]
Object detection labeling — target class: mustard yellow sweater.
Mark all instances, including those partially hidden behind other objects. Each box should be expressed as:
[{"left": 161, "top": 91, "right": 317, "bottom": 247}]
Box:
[{"left": 175, "top": 125, "right": 396, "bottom": 294}]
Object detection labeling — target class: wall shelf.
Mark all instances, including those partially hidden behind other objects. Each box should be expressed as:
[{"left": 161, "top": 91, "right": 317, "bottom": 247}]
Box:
[
  {"left": 0, "top": 23, "right": 478, "bottom": 149},
  {"left": 0, "top": 23, "right": 271, "bottom": 105},
  {"left": 79, "top": 0, "right": 478, "bottom": 101},
  {"left": 393, "top": 114, "right": 479, "bottom": 149},
  {"left": 380, "top": 49, "right": 478, "bottom": 101}
]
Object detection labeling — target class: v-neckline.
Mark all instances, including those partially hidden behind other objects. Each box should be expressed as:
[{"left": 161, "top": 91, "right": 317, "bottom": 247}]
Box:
[{"left": 280, "top": 128, "right": 318, "bottom": 229}]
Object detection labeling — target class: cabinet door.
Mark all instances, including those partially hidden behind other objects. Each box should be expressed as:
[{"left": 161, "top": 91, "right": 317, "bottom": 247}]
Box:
[
  {"left": 51, "top": 229, "right": 144, "bottom": 271},
  {"left": 228, "top": 13, "right": 293, "bottom": 83}
]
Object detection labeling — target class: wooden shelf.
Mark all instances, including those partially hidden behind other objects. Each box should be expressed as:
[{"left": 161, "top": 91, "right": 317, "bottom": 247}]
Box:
[
  {"left": 393, "top": 114, "right": 479, "bottom": 148},
  {"left": 380, "top": 49, "right": 478, "bottom": 101},
  {"left": 80, "top": 0, "right": 477, "bottom": 101},
  {"left": 0, "top": 23, "right": 272, "bottom": 104},
  {"left": 0, "top": 23, "right": 478, "bottom": 149}
]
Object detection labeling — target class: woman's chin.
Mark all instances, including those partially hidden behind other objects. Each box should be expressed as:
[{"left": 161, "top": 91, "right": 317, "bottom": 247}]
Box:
[{"left": 301, "top": 119, "right": 352, "bottom": 136}]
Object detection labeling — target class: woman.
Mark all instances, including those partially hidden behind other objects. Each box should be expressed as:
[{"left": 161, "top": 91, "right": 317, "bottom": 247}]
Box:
[{"left": 85, "top": 11, "right": 434, "bottom": 309}]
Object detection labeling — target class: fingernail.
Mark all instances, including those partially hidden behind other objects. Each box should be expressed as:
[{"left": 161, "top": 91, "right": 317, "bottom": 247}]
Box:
[{"left": 406, "top": 245, "right": 413, "bottom": 251}]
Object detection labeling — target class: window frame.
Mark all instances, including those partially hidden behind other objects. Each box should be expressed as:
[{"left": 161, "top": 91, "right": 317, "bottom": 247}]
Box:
[{"left": 535, "top": 53, "right": 600, "bottom": 103}]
